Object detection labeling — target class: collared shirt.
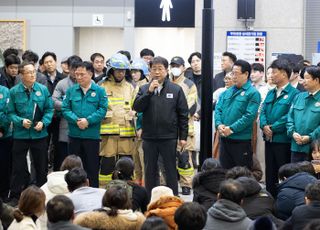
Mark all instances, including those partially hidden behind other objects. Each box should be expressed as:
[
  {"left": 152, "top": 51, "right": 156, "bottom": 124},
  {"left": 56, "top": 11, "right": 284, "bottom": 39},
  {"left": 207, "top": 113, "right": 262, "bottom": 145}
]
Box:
[
  {"left": 276, "top": 83, "right": 290, "bottom": 98},
  {"left": 310, "top": 89, "right": 320, "bottom": 96},
  {"left": 80, "top": 83, "right": 92, "bottom": 95}
]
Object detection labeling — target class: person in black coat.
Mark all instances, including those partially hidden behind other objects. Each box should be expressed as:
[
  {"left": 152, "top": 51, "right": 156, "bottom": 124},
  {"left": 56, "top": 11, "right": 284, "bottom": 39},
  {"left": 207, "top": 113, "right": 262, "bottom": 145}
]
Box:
[{"left": 192, "top": 158, "right": 226, "bottom": 211}]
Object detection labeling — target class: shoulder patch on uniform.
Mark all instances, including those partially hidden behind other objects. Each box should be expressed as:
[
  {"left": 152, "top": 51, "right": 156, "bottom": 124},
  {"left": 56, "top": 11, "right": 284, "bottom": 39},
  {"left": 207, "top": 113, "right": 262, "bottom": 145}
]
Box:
[{"left": 183, "top": 78, "right": 193, "bottom": 89}]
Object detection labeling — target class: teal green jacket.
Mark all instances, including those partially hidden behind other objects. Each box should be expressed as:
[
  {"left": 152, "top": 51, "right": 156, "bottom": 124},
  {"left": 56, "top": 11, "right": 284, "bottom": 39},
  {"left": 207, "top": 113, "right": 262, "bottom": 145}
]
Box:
[
  {"left": 0, "top": 85, "right": 12, "bottom": 138},
  {"left": 260, "top": 84, "right": 299, "bottom": 143},
  {"left": 287, "top": 91, "right": 320, "bottom": 153},
  {"left": 215, "top": 81, "right": 261, "bottom": 140},
  {"left": 62, "top": 83, "right": 108, "bottom": 140},
  {"left": 8, "top": 82, "right": 54, "bottom": 139},
  {"left": 136, "top": 112, "right": 143, "bottom": 130}
]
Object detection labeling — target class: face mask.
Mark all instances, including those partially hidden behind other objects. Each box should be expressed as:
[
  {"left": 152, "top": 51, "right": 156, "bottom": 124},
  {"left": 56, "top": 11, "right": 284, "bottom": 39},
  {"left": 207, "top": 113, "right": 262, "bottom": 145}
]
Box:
[{"left": 171, "top": 67, "right": 182, "bottom": 77}]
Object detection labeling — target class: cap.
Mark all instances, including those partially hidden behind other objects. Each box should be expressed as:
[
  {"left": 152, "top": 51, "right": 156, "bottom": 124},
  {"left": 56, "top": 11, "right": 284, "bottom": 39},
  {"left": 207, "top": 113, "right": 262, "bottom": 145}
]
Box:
[
  {"left": 149, "top": 186, "right": 174, "bottom": 204},
  {"left": 170, "top": 56, "right": 185, "bottom": 66}
]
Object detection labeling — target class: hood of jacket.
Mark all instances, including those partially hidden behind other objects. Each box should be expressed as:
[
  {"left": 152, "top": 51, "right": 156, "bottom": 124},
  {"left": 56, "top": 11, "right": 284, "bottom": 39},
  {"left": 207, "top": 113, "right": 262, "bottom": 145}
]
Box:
[
  {"left": 236, "top": 176, "right": 261, "bottom": 197},
  {"left": 278, "top": 172, "right": 317, "bottom": 191},
  {"left": 41, "top": 171, "right": 69, "bottom": 203},
  {"left": 208, "top": 199, "right": 247, "bottom": 222},
  {"left": 192, "top": 168, "right": 226, "bottom": 193}
]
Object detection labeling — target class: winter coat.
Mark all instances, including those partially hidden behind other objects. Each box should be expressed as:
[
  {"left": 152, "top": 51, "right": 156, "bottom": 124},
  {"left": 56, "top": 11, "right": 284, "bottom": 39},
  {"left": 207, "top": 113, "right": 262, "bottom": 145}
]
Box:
[
  {"left": 47, "top": 220, "right": 90, "bottom": 230},
  {"left": 74, "top": 208, "right": 145, "bottom": 230},
  {"left": 276, "top": 172, "right": 317, "bottom": 220},
  {"left": 8, "top": 216, "right": 39, "bottom": 230},
  {"left": 192, "top": 168, "right": 226, "bottom": 211},
  {"left": 145, "top": 196, "right": 184, "bottom": 230},
  {"left": 203, "top": 199, "right": 252, "bottom": 230}
]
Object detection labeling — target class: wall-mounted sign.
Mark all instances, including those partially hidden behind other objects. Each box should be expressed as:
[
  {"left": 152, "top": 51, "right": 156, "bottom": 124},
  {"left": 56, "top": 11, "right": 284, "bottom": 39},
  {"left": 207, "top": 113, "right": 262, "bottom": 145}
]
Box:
[
  {"left": 227, "top": 31, "right": 266, "bottom": 67},
  {"left": 92, "top": 14, "right": 104, "bottom": 26},
  {"left": 135, "top": 0, "right": 195, "bottom": 27}
]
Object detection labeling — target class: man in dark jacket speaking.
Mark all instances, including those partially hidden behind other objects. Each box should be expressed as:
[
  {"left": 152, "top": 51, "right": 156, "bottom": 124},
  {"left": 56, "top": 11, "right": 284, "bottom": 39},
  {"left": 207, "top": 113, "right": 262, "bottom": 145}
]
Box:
[{"left": 133, "top": 56, "right": 189, "bottom": 196}]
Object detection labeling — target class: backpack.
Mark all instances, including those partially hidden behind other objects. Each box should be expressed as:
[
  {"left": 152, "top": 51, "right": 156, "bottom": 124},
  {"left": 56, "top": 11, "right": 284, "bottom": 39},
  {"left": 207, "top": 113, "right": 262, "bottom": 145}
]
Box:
[{"left": 105, "top": 179, "right": 133, "bottom": 200}]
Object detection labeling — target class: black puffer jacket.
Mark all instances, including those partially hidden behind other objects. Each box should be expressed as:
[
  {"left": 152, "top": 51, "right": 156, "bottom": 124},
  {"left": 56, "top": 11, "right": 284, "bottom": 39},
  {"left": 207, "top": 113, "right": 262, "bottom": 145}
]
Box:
[{"left": 192, "top": 168, "right": 226, "bottom": 211}]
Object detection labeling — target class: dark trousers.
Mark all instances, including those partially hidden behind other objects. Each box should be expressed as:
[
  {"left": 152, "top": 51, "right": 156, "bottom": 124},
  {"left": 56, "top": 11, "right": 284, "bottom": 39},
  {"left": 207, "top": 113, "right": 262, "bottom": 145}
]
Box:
[
  {"left": 53, "top": 141, "right": 69, "bottom": 171},
  {"left": 69, "top": 137, "right": 100, "bottom": 188},
  {"left": 265, "top": 142, "right": 291, "bottom": 197},
  {"left": 143, "top": 139, "right": 178, "bottom": 197},
  {"left": 219, "top": 137, "right": 253, "bottom": 169},
  {"left": 10, "top": 138, "right": 48, "bottom": 198},
  {"left": 291, "top": 151, "right": 310, "bottom": 163},
  {"left": 0, "top": 137, "right": 12, "bottom": 199},
  {"left": 47, "top": 116, "right": 61, "bottom": 171}
]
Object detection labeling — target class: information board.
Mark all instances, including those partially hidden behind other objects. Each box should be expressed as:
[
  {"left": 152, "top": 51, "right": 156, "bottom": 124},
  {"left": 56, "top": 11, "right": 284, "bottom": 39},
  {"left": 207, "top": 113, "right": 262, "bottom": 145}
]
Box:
[{"left": 227, "top": 31, "right": 266, "bottom": 67}]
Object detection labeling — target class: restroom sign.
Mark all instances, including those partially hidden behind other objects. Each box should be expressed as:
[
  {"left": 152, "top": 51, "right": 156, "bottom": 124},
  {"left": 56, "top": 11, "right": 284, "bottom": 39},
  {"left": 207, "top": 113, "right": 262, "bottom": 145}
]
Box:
[{"left": 135, "top": 0, "right": 195, "bottom": 27}]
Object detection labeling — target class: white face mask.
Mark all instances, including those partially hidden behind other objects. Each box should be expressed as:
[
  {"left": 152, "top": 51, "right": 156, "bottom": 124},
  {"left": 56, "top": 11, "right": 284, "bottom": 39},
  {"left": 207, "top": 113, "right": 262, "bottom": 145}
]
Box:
[{"left": 171, "top": 67, "right": 182, "bottom": 77}]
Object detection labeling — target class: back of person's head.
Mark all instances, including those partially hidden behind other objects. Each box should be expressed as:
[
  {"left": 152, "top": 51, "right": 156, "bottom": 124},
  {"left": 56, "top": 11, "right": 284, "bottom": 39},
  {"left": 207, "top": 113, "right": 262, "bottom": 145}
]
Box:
[
  {"left": 188, "top": 52, "right": 201, "bottom": 64},
  {"left": 305, "top": 181, "right": 320, "bottom": 202},
  {"left": 298, "top": 161, "right": 316, "bottom": 177},
  {"left": 140, "top": 48, "right": 155, "bottom": 58},
  {"left": 222, "top": 51, "right": 237, "bottom": 63},
  {"left": 22, "top": 50, "right": 39, "bottom": 63},
  {"left": 141, "top": 216, "right": 168, "bottom": 230},
  {"left": 201, "top": 158, "right": 221, "bottom": 171},
  {"left": 46, "top": 195, "right": 74, "bottom": 223},
  {"left": 303, "top": 219, "right": 320, "bottom": 230},
  {"left": 218, "top": 179, "right": 245, "bottom": 205},
  {"left": 13, "top": 185, "right": 45, "bottom": 222},
  {"left": 225, "top": 166, "right": 254, "bottom": 180},
  {"left": 67, "top": 55, "right": 82, "bottom": 70},
  {"left": 233, "top": 59, "right": 252, "bottom": 78},
  {"left": 150, "top": 186, "right": 174, "bottom": 204},
  {"left": 112, "top": 157, "right": 134, "bottom": 181},
  {"left": 150, "top": 56, "right": 169, "bottom": 69},
  {"left": 174, "top": 202, "right": 207, "bottom": 230},
  {"left": 248, "top": 216, "right": 276, "bottom": 230},
  {"left": 5, "top": 54, "right": 21, "bottom": 67},
  {"left": 60, "top": 155, "right": 83, "bottom": 171},
  {"left": 251, "top": 63, "right": 265, "bottom": 73},
  {"left": 64, "top": 168, "right": 88, "bottom": 192},
  {"left": 270, "top": 58, "right": 292, "bottom": 79},
  {"left": 3, "top": 48, "right": 19, "bottom": 58},
  {"left": 278, "top": 163, "right": 300, "bottom": 181},
  {"left": 102, "top": 185, "right": 131, "bottom": 216}
]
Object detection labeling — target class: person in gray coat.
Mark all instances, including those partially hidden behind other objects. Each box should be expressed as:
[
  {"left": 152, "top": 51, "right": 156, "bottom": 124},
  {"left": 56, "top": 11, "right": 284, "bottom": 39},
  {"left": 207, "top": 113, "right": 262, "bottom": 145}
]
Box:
[
  {"left": 203, "top": 179, "right": 252, "bottom": 230},
  {"left": 47, "top": 195, "right": 89, "bottom": 230}
]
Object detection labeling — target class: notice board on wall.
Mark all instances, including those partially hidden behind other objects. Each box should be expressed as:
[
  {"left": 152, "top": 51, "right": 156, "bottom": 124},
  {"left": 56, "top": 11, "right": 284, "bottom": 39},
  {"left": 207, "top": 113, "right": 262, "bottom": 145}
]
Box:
[
  {"left": 226, "top": 31, "right": 266, "bottom": 67},
  {"left": 0, "top": 20, "right": 26, "bottom": 52}
]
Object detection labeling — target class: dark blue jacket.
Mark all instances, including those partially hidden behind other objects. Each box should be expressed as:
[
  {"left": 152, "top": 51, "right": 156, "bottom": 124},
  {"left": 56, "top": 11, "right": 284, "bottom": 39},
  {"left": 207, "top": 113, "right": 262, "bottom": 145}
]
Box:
[{"left": 276, "top": 172, "right": 317, "bottom": 220}]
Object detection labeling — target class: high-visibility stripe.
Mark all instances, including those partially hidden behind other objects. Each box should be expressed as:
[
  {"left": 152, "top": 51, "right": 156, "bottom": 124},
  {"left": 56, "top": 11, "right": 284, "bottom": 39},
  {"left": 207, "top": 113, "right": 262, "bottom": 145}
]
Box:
[
  {"left": 100, "top": 124, "right": 120, "bottom": 134},
  {"left": 99, "top": 173, "right": 113, "bottom": 188},
  {"left": 177, "top": 167, "right": 194, "bottom": 176},
  {"left": 188, "top": 124, "right": 194, "bottom": 135},
  {"left": 119, "top": 127, "right": 135, "bottom": 137}
]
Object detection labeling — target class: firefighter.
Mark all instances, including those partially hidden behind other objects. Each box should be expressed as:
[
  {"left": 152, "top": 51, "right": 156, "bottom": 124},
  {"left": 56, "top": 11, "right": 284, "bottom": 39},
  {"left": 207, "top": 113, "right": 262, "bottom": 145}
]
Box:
[
  {"left": 170, "top": 56, "right": 198, "bottom": 195},
  {"left": 99, "top": 53, "right": 136, "bottom": 187}
]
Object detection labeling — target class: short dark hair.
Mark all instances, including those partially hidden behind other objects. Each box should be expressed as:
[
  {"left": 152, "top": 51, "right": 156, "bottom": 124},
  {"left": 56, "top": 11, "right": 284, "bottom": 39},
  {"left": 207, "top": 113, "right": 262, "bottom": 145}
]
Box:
[
  {"left": 90, "top": 53, "right": 105, "bottom": 62},
  {"left": 174, "top": 202, "right": 207, "bottom": 230},
  {"left": 60, "top": 155, "right": 83, "bottom": 171},
  {"left": 150, "top": 56, "right": 168, "bottom": 69},
  {"left": 270, "top": 59, "right": 292, "bottom": 79},
  {"left": 41, "top": 51, "right": 57, "bottom": 64},
  {"left": 233, "top": 59, "right": 251, "bottom": 78},
  {"left": 225, "top": 166, "right": 253, "bottom": 180},
  {"left": 278, "top": 163, "right": 300, "bottom": 181},
  {"left": 19, "top": 61, "right": 35, "bottom": 74},
  {"left": 222, "top": 51, "right": 237, "bottom": 63},
  {"left": 74, "top": 61, "right": 94, "bottom": 75},
  {"left": 298, "top": 161, "right": 316, "bottom": 177},
  {"left": 201, "top": 158, "right": 221, "bottom": 171},
  {"left": 64, "top": 168, "right": 87, "bottom": 192},
  {"left": 141, "top": 216, "right": 168, "bottom": 230},
  {"left": 67, "top": 55, "right": 83, "bottom": 70},
  {"left": 46, "top": 195, "right": 74, "bottom": 223},
  {"left": 118, "top": 50, "right": 131, "bottom": 62},
  {"left": 305, "top": 182, "right": 320, "bottom": 201},
  {"left": 22, "top": 50, "right": 39, "bottom": 63},
  {"left": 140, "top": 48, "right": 155, "bottom": 58},
  {"left": 219, "top": 179, "right": 245, "bottom": 205},
  {"left": 305, "top": 66, "right": 320, "bottom": 81},
  {"left": 102, "top": 185, "right": 131, "bottom": 216},
  {"left": 5, "top": 54, "right": 21, "bottom": 67},
  {"left": 251, "top": 63, "right": 264, "bottom": 72},
  {"left": 112, "top": 157, "right": 134, "bottom": 181},
  {"left": 188, "top": 52, "right": 201, "bottom": 64},
  {"left": 311, "top": 139, "right": 320, "bottom": 152},
  {"left": 3, "top": 48, "right": 19, "bottom": 58}
]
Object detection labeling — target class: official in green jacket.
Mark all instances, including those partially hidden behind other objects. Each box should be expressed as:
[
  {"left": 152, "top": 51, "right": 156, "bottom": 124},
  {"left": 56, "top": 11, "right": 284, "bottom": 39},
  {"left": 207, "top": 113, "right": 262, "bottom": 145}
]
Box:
[
  {"left": 62, "top": 61, "right": 107, "bottom": 187},
  {"left": 287, "top": 65, "right": 320, "bottom": 162},
  {"left": 0, "top": 85, "right": 12, "bottom": 200},
  {"left": 215, "top": 60, "right": 261, "bottom": 169},
  {"left": 7, "top": 61, "right": 54, "bottom": 202},
  {"left": 259, "top": 59, "right": 300, "bottom": 197}
]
